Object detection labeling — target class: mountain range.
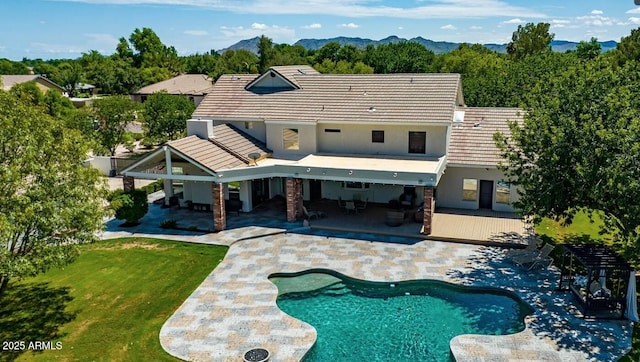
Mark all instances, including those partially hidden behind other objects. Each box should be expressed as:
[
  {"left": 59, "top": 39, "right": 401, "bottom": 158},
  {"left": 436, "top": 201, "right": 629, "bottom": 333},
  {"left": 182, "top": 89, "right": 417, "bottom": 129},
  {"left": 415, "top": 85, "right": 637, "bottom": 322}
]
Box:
[{"left": 220, "top": 35, "right": 618, "bottom": 55}]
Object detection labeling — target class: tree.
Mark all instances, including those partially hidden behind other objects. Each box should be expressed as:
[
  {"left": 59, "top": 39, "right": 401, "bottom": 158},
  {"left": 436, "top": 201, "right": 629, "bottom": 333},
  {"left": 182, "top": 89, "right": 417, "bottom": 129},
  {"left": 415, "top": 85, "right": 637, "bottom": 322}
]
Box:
[
  {"left": 0, "top": 90, "right": 107, "bottom": 298},
  {"left": 506, "top": 22, "right": 554, "bottom": 60},
  {"left": 576, "top": 37, "right": 601, "bottom": 61},
  {"left": 614, "top": 27, "right": 640, "bottom": 65},
  {"left": 52, "top": 62, "right": 83, "bottom": 97},
  {"left": 92, "top": 95, "right": 139, "bottom": 156},
  {"left": 0, "top": 59, "right": 29, "bottom": 74},
  {"left": 257, "top": 35, "right": 275, "bottom": 73},
  {"left": 494, "top": 58, "right": 640, "bottom": 262},
  {"left": 142, "top": 92, "right": 195, "bottom": 143},
  {"left": 363, "top": 42, "right": 434, "bottom": 73},
  {"left": 111, "top": 189, "right": 148, "bottom": 225}
]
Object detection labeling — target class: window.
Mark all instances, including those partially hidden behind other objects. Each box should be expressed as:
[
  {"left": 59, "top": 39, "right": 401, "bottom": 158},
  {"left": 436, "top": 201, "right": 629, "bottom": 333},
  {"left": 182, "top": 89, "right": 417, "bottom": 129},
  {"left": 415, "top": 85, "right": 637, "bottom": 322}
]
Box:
[
  {"left": 343, "top": 182, "right": 370, "bottom": 190},
  {"left": 496, "top": 181, "right": 511, "bottom": 204},
  {"left": 462, "top": 179, "right": 478, "bottom": 201},
  {"left": 372, "top": 130, "right": 384, "bottom": 143},
  {"left": 408, "top": 131, "right": 426, "bottom": 154},
  {"left": 171, "top": 166, "right": 184, "bottom": 175},
  {"left": 283, "top": 128, "right": 299, "bottom": 150},
  {"left": 324, "top": 128, "right": 341, "bottom": 133}
]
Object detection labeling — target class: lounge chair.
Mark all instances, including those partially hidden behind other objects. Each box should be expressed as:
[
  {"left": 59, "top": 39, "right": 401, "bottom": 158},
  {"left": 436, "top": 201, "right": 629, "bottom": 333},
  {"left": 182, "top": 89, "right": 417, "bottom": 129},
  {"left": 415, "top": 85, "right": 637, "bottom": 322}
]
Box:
[
  {"left": 356, "top": 198, "right": 368, "bottom": 212},
  {"left": 506, "top": 237, "right": 543, "bottom": 258},
  {"left": 302, "top": 206, "right": 325, "bottom": 220},
  {"left": 345, "top": 201, "right": 357, "bottom": 214},
  {"left": 512, "top": 244, "right": 555, "bottom": 270}
]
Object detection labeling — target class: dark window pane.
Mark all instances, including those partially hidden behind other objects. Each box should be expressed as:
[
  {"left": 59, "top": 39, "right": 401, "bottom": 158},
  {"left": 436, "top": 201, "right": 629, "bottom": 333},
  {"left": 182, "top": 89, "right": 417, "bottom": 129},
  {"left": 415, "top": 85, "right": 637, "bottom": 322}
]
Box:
[{"left": 408, "top": 131, "right": 426, "bottom": 154}]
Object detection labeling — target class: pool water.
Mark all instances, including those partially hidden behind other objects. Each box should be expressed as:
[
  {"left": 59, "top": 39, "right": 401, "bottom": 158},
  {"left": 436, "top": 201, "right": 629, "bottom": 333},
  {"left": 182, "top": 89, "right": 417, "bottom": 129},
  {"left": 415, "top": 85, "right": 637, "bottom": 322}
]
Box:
[{"left": 273, "top": 272, "right": 533, "bottom": 362}]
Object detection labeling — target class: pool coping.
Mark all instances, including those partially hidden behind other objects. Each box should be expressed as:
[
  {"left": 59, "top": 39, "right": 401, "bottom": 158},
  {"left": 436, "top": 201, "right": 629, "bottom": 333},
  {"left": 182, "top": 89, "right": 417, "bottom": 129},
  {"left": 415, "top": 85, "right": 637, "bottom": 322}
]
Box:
[{"left": 152, "top": 228, "right": 632, "bottom": 362}]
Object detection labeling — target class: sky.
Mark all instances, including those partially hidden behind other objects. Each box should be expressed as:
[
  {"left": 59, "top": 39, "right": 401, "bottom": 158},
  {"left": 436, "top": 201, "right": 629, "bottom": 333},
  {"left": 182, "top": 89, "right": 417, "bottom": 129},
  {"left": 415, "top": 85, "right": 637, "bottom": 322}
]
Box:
[{"left": 2, "top": 0, "right": 640, "bottom": 60}]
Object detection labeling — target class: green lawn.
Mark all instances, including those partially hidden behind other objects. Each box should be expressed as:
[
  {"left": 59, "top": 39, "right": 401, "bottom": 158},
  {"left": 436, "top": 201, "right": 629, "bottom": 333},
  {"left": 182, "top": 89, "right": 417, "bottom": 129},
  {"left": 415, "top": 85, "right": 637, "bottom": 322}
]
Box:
[
  {"left": 535, "top": 211, "right": 638, "bottom": 360},
  {"left": 0, "top": 238, "right": 227, "bottom": 362}
]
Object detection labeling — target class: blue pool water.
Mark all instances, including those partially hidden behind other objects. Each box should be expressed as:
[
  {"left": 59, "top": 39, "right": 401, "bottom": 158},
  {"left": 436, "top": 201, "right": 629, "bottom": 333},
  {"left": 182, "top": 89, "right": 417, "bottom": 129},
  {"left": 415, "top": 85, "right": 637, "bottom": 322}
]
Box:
[{"left": 273, "top": 271, "right": 533, "bottom": 362}]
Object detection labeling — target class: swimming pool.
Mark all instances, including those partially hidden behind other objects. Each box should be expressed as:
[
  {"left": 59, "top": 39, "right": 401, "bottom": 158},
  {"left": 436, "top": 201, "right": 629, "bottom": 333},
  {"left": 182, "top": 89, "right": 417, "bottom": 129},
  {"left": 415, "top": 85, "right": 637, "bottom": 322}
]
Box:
[{"left": 271, "top": 270, "right": 533, "bottom": 362}]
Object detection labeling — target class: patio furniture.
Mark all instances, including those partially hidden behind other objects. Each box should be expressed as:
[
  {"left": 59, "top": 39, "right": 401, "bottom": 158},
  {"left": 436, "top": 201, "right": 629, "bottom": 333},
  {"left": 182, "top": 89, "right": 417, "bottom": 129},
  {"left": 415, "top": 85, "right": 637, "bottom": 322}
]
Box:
[
  {"left": 302, "top": 205, "right": 325, "bottom": 220},
  {"left": 512, "top": 244, "right": 554, "bottom": 270},
  {"left": 356, "top": 198, "right": 368, "bottom": 212},
  {"left": 338, "top": 197, "right": 347, "bottom": 210},
  {"left": 558, "top": 244, "right": 636, "bottom": 319},
  {"left": 385, "top": 210, "right": 404, "bottom": 226},
  {"left": 506, "top": 237, "right": 543, "bottom": 258},
  {"left": 345, "top": 201, "right": 357, "bottom": 214},
  {"left": 225, "top": 199, "right": 243, "bottom": 215}
]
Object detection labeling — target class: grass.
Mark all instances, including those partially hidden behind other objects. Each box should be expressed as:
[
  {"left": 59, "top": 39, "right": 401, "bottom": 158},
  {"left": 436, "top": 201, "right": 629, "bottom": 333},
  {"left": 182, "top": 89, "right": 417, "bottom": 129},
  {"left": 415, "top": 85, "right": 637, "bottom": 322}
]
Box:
[
  {"left": 535, "top": 210, "right": 639, "bottom": 360},
  {"left": 0, "top": 237, "right": 227, "bottom": 362}
]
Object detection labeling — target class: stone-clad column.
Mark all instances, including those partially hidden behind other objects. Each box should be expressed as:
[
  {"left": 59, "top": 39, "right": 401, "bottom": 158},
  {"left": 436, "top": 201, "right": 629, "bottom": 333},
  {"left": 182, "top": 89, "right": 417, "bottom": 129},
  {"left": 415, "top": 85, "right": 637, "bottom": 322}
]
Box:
[
  {"left": 212, "top": 183, "right": 226, "bottom": 231},
  {"left": 123, "top": 176, "right": 135, "bottom": 192},
  {"left": 286, "top": 178, "right": 303, "bottom": 222},
  {"left": 422, "top": 186, "right": 435, "bottom": 235}
]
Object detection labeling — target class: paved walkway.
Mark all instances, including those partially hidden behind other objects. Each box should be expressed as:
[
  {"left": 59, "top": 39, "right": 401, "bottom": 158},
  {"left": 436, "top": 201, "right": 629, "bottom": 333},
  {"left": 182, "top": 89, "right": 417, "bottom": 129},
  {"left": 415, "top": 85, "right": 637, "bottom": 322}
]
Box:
[{"left": 100, "top": 205, "right": 632, "bottom": 362}]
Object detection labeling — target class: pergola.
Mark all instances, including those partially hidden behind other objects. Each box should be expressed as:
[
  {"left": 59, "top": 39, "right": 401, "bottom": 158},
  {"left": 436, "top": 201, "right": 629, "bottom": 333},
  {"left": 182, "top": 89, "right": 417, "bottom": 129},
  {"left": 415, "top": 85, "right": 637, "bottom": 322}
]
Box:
[{"left": 558, "top": 244, "right": 638, "bottom": 320}]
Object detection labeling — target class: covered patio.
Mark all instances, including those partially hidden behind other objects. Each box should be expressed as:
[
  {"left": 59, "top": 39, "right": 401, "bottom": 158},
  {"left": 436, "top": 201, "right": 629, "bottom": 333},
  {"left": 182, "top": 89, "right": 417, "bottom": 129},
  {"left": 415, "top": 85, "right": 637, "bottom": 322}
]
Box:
[{"left": 136, "top": 193, "right": 531, "bottom": 246}]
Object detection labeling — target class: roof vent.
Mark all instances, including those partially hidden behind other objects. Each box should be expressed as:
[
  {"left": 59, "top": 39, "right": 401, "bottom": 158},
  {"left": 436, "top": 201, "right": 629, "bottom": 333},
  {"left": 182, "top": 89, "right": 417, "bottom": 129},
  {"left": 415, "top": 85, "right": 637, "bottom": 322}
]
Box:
[
  {"left": 298, "top": 69, "right": 306, "bottom": 74},
  {"left": 368, "top": 106, "right": 376, "bottom": 112},
  {"left": 453, "top": 110, "right": 465, "bottom": 123},
  {"left": 473, "top": 122, "right": 481, "bottom": 128}
]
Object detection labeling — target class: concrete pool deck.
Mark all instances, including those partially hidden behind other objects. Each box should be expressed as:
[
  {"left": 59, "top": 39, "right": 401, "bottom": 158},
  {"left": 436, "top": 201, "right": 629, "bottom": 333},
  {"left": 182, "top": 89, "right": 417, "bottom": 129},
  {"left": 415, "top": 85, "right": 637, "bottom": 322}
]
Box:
[{"left": 99, "top": 204, "right": 633, "bottom": 361}]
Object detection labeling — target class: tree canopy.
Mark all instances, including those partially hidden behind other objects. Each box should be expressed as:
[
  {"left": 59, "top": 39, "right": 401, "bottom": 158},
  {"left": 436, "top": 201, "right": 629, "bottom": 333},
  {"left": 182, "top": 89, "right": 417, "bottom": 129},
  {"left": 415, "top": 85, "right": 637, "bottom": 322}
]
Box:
[
  {"left": 142, "top": 92, "right": 196, "bottom": 143},
  {"left": 506, "top": 22, "right": 554, "bottom": 60},
  {"left": 92, "top": 95, "right": 139, "bottom": 156},
  {"left": 495, "top": 58, "right": 640, "bottom": 262},
  {"left": 0, "top": 89, "right": 108, "bottom": 298}
]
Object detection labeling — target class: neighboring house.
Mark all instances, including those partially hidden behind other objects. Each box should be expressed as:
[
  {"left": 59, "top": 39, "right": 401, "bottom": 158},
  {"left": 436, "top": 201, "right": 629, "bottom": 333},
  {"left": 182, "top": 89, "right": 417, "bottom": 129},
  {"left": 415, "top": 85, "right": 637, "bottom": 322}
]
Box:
[
  {"left": 75, "top": 82, "right": 97, "bottom": 96},
  {"left": 0, "top": 74, "right": 66, "bottom": 94},
  {"left": 122, "top": 65, "right": 523, "bottom": 233},
  {"left": 131, "top": 74, "right": 215, "bottom": 105}
]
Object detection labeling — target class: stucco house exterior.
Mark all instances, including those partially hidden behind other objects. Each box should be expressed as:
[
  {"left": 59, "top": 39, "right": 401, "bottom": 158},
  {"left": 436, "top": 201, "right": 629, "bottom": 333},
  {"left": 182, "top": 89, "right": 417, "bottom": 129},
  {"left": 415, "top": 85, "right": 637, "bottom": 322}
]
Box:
[
  {"left": 131, "top": 74, "right": 215, "bottom": 105},
  {"left": 122, "top": 65, "right": 523, "bottom": 234}
]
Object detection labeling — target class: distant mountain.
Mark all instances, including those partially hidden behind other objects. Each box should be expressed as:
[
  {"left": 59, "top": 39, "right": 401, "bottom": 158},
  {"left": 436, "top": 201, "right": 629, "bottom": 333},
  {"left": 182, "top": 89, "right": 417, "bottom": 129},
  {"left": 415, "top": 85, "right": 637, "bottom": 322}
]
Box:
[{"left": 219, "top": 36, "right": 617, "bottom": 55}]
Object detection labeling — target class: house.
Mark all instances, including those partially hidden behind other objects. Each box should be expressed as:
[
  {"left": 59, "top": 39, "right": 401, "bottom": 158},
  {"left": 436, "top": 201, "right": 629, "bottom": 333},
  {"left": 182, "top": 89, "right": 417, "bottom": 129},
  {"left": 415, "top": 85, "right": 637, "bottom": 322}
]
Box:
[
  {"left": 122, "top": 65, "right": 523, "bottom": 233},
  {"left": 131, "top": 74, "right": 215, "bottom": 105},
  {"left": 1, "top": 74, "right": 66, "bottom": 94}
]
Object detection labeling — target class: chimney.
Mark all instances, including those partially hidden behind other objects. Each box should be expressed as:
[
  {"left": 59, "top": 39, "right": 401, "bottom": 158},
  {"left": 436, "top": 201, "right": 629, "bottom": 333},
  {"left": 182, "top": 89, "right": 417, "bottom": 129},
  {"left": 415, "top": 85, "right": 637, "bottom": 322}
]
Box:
[{"left": 186, "top": 119, "right": 214, "bottom": 139}]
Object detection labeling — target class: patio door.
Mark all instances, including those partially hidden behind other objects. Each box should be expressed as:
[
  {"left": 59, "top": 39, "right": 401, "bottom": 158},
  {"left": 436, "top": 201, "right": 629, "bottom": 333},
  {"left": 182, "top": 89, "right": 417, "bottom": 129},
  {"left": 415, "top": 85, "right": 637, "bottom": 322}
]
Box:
[
  {"left": 479, "top": 180, "right": 493, "bottom": 209},
  {"left": 251, "top": 179, "right": 270, "bottom": 208},
  {"left": 309, "top": 179, "right": 322, "bottom": 200}
]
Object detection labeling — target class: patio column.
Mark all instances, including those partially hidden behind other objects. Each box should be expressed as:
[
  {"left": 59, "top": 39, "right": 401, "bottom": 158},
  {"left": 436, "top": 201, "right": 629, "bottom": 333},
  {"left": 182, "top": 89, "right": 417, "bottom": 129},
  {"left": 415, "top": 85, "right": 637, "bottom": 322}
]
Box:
[
  {"left": 123, "top": 176, "right": 135, "bottom": 192},
  {"left": 421, "top": 186, "right": 435, "bottom": 235},
  {"left": 212, "top": 182, "right": 226, "bottom": 231},
  {"left": 286, "top": 178, "right": 303, "bottom": 222}
]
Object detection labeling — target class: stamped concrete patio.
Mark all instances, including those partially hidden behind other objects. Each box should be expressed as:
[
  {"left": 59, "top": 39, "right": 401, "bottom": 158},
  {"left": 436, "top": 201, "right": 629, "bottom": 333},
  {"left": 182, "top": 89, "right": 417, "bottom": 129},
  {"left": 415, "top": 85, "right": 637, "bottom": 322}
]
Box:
[{"left": 100, "top": 197, "right": 632, "bottom": 361}]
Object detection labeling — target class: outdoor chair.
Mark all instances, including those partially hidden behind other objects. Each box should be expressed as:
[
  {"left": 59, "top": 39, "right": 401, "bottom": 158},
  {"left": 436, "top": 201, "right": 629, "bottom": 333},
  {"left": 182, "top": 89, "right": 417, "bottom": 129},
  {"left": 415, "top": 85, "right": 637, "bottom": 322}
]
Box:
[
  {"left": 506, "top": 237, "right": 543, "bottom": 259},
  {"left": 512, "top": 244, "right": 555, "bottom": 270},
  {"left": 356, "top": 198, "right": 368, "bottom": 212},
  {"left": 338, "top": 197, "right": 347, "bottom": 210},
  {"left": 345, "top": 201, "right": 357, "bottom": 214},
  {"left": 302, "top": 205, "right": 325, "bottom": 220}
]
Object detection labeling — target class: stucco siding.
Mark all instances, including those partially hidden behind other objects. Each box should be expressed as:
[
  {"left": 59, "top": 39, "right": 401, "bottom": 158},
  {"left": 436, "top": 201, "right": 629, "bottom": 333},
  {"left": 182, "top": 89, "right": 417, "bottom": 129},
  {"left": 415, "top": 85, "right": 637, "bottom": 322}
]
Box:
[
  {"left": 266, "top": 123, "right": 317, "bottom": 157},
  {"left": 317, "top": 124, "right": 447, "bottom": 157},
  {"left": 436, "top": 167, "right": 518, "bottom": 212}
]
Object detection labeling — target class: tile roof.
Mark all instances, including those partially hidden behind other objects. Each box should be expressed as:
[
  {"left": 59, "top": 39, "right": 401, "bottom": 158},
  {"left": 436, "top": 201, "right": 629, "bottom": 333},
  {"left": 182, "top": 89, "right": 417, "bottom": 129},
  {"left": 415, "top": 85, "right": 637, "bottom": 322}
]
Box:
[
  {"left": 447, "top": 107, "right": 524, "bottom": 167},
  {"left": 167, "top": 124, "right": 271, "bottom": 171},
  {"left": 134, "top": 74, "right": 215, "bottom": 95},
  {"left": 193, "top": 71, "right": 461, "bottom": 124},
  {"left": 1, "top": 74, "right": 64, "bottom": 91}
]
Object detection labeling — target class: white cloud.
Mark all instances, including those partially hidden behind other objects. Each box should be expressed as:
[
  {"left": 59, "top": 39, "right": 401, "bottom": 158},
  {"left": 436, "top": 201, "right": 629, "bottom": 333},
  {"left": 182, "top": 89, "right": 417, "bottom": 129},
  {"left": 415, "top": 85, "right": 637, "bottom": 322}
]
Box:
[
  {"left": 627, "top": 8, "right": 640, "bottom": 14},
  {"left": 252, "top": 23, "right": 268, "bottom": 30},
  {"left": 302, "top": 23, "right": 321, "bottom": 29},
  {"left": 629, "top": 17, "right": 640, "bottom": 25},
  {"left": 441, "top": 24, "right": 456, "bottom": 30},
  {"left": 184, "top": 30, "right": 209, "bottom": 36},
  {"left": 339, "top": 23, "right": 359, "bottom": 29},
  {"left": 398, "top": 26, "right": 404, "bottom": 30},
  {"left": 503, "top": 18, "right": 525, "bottom": 24},
  {"left": 470, "top": 25, "right": 482, "bottom": 30},
  {"left": 577, "top": 14, "right": 614, "bottom": 27},
  {"left": 49, "top": 0, "right": 547, "bottom": 20},
  {"left": 219, "top": 23, "right": 295, "bottom": 39},
  {"left": 27, "top": 42, "right": 85, "bottom": 55},
  {"left": 591, "top": 10, "right": 603, "bottom": 15}
]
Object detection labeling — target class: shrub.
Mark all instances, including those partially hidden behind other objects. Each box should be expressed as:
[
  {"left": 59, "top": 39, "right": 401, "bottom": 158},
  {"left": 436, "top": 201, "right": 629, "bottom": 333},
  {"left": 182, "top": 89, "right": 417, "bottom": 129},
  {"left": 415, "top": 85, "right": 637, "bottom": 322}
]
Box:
[
  {"left": 111, "top": 189, "right": 149, "bottom": 225},
  {"left": 159, "top": 219, "right": 178, "bottom": 229}
]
